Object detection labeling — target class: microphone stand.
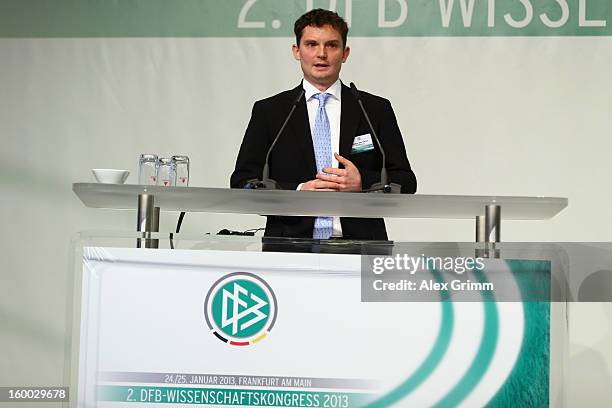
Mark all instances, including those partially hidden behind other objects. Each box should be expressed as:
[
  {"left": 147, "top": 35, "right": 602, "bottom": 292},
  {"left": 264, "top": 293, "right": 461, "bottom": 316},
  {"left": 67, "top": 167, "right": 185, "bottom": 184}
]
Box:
[
  {"left": 245, "top": 89, "right": 306, "bottom": 189},
  {"left": 350, "top": 82, "right": 401, "bottom": 194}
]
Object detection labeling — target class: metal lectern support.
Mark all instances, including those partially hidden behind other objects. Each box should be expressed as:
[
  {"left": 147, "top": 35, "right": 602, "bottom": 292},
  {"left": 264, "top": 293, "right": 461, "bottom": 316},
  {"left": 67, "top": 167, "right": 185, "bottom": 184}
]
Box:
[
  {"left": 476, "top": 204, "right": 501, "bottom": 258},
  {"left": 151, "top": 206, "right": 160, "bottom": 248},
  {"left": 484, "top": 204, "right": 501, "bottom": 242},
  {"left": 136, "top": 194, "right": 158, "bottom": 248}
]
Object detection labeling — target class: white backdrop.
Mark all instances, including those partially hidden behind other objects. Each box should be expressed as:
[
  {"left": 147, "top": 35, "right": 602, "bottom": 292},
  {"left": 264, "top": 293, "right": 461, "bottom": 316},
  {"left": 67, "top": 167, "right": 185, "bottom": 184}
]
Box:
[{"left": 1, "top": 31, "right": 612, "bottom": 405}]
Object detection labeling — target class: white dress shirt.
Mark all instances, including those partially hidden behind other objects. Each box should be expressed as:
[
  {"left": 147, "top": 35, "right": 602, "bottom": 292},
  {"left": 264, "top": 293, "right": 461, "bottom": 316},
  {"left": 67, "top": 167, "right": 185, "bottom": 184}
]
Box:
[{"left": 301, "top": 78, "right": 343, "bottom": 237}]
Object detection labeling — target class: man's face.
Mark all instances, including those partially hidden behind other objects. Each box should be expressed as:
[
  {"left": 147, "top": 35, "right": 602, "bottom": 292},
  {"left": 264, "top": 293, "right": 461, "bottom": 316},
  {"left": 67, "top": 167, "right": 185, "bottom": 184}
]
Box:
[{"left": 292, "top": 24, "right": 350, "bottom": 91}]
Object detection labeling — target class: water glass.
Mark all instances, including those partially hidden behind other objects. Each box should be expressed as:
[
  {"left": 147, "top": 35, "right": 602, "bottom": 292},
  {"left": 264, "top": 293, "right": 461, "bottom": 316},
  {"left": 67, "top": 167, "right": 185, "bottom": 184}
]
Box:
[
  {"left": 138, "top": 154, "right": 158, "bottom": 185},
  {"left": 157, "top": 157, "right": 173, "bottom": 187},
  {"left": 171, "top": 155, "right": 190, "bottom": 187}
]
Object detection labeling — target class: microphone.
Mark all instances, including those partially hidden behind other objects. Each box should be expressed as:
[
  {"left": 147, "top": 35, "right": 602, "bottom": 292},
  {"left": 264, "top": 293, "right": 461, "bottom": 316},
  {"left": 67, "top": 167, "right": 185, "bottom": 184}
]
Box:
[
  {"left": 245, "top": 88, "right": 305, "bottom": 189},
  {"left": 349, "top": 82, "right": 401, "bottom": 194}
]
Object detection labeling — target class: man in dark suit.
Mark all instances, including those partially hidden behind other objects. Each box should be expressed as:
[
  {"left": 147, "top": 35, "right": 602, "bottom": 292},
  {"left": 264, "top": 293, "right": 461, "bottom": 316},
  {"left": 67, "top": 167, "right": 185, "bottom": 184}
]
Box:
[{"left": 231, "top": 9, "right": 416, "bottom": 240}]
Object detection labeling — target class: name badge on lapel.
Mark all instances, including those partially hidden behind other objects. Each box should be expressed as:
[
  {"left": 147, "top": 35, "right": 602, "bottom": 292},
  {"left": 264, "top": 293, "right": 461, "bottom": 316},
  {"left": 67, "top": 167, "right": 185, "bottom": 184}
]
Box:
[{"left": 351, "top": 133, "right": 375, "bottom": 154}]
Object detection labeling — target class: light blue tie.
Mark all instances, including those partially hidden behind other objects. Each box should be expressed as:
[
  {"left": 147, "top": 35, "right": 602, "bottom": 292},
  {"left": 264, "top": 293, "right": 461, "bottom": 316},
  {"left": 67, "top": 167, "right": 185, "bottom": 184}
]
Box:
[{"left": 312, "top": 93, "right": 333, "bottom": 239}]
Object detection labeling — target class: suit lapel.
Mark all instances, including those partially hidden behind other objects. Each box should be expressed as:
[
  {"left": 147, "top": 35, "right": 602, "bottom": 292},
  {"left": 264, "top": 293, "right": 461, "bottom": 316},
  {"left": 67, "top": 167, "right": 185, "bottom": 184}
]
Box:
[
  {"left": 339, "top": 83, "right": 360, "bottom": 165},
  {"left": 288, "top": 84, "right": 317, "bottom": 177}
]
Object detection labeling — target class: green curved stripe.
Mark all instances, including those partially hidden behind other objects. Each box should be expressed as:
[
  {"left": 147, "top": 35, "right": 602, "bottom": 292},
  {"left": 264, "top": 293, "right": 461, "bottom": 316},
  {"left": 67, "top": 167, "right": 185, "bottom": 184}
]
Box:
[
  {"left": 363, "top": 269, "right": 454, "bottom": 408},
  {"left": 433, "top": 270, "right": 499, "bottom": 408},
  {"left": 486, "top": 260, "right": 550, "bottom": 407}
]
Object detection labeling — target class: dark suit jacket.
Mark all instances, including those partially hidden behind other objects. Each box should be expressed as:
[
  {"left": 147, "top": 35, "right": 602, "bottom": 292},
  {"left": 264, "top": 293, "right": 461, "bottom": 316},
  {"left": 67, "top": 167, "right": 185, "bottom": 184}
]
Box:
[{"left": 230, "top": 82, "right": 417, "bottom": 240}]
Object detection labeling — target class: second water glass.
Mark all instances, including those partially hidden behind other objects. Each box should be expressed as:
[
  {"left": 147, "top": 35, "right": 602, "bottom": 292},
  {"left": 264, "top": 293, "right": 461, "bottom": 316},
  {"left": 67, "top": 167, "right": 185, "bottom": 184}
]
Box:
[{"left": 157, "top": 157, "right": 173, "bottom": 187}]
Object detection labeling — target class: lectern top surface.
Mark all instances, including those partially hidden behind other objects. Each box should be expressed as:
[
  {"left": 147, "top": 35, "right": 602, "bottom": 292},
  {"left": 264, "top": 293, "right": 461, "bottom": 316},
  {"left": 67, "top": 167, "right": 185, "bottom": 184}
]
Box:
[{"left": 72, "top": 183, "right": 567, "bottom": 220}]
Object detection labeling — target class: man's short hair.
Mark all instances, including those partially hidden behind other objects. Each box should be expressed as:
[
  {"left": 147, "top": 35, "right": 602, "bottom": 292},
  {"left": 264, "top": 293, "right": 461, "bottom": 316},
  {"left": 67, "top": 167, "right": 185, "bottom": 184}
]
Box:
[{"left": 294, "top": 9, "right": 349, "bottom": 47}]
